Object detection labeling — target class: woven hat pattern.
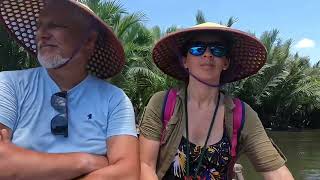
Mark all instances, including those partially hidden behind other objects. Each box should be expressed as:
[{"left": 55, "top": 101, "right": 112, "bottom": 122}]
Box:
[
  {"left": 152, "top": 23, "right": 267, "bottom": 83},
  {"left": 0, "top": 0, "right": 125, "bottom": 79}
]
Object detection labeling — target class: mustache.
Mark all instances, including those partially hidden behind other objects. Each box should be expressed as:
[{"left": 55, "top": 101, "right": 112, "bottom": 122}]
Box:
[{"left": 38, "top": 43, "right": 58, "bottom": 49}]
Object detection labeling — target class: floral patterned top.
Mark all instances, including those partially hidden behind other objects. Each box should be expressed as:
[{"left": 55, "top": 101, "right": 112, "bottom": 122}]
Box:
[{"left": 163, "top": 131, "right": 232, "bottom": 180}]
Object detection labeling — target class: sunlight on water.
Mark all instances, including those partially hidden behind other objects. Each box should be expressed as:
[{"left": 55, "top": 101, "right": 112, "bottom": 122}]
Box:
[{"left": 301, "top": 169, "right": 320, "bottom": 180}]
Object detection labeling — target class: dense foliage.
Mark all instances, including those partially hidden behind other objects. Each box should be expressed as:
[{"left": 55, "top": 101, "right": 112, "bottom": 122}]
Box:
[{"left": 1, "top": 0, "right": 319, "bottom": 129}]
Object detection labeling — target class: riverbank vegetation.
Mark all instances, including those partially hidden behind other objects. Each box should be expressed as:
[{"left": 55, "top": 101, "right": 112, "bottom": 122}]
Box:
[{"left": 1, "top": 0, "right": 319, "bottom": 129}]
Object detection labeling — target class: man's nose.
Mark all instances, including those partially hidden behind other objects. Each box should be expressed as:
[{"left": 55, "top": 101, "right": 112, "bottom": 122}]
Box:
[{"left": 36, "top": 24, "right": 50, "bottom": 42}]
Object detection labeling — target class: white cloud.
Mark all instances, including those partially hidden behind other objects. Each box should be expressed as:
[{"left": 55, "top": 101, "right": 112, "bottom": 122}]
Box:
[{"left": 295, "top": 38, "right": 316, "bottom": 49}]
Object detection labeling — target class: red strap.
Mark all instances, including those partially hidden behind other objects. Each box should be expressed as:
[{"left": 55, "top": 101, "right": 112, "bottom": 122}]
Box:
[
  {"left": 231, "top": 98, "right": 242, "bottom": 157},
  {"left": 160, "top": 89, "right": 177, "bottom": 144},
  {"left": 228, "top": 98, "right": 244, "bottom": 179},
  {"left": 163, "top": 89, "right": 178, "bottom": 126}
]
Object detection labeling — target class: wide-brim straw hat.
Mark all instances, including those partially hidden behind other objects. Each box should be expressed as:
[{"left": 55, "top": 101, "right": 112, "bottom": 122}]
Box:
[
  {"left": 0, "top": 0, "right": 125, "bottom": 79},
  {"left": 152, "top": 22, "right": 267, "bottom": 83}
]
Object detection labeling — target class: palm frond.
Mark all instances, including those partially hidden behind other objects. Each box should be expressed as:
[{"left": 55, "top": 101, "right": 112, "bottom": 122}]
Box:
[{"left": 195, "top": 10, "right": 206, "bottom": 24}]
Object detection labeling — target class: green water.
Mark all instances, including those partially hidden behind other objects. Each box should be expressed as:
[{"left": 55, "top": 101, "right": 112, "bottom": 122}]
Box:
[{"left": 239, "top": 130, "right": 320, "bottom": 180}]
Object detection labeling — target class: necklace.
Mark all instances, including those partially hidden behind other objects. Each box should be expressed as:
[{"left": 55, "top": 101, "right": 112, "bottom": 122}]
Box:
[{"left": 184, "top": 87, "right": 221, "bottom": 178}]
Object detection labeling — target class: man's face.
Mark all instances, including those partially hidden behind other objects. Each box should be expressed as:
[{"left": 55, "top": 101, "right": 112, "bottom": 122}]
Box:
[{"left": 36, "top": 0, "right": 91, "bottom": 68}]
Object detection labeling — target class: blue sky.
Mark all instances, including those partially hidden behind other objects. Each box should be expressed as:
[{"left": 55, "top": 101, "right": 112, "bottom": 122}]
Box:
[{"left": 118, "top": 0, "right": 319, "bottom": 65}]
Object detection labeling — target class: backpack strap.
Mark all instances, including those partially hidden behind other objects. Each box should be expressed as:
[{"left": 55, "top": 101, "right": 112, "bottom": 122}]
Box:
[
  {"left": 228, "top": 98, "right": 246, "bottom": 179},
  {"left": 231, "top": 98, "right": 245, "bottom": 157},
  {"left": 160, "top": 89, "right": 178, "bottom": 144}
]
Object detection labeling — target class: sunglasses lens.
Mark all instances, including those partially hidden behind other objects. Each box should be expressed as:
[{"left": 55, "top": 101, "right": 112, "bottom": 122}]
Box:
[
  {"left": 51, "top": 91, "right": 68, "bottom": 137},
  {"left": 189, "top": 46, "right": 206, "bottom": 56},
  {"left": 210, "top": 46, "right": 227, "bottom": 57},
  {"left": 188, "top": 42, "right": 228, "bottom": 57},
  {"left": 51, "top": 92, "right": 67, "bottom": 113},
  {"left": 51, "top": 114, "right": 68, "bottom": 137}
]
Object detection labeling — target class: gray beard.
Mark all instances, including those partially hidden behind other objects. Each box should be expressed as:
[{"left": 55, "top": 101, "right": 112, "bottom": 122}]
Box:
[{"left": 37, "top": 53, "right": 70, "bottom": 69}]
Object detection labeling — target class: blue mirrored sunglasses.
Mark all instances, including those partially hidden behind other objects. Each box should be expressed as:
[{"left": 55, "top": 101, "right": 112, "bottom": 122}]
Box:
[
  {"left": 51, "top": 91, "right": 68, "bottom": 137},
  {"left": 188, "top": 42, "right": 228, "bottom": 57}
]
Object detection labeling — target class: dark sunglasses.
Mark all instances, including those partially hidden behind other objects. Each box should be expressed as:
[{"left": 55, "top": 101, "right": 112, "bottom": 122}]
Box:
[
  {"left": 188, "top": 42, "right": 228, "bottom": 57},
  {"left": 51, "top": 91, "right": 68, "bottom": 137}
]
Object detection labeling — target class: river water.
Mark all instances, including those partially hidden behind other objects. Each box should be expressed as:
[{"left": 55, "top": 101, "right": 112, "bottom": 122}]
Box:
[{"left": 239, "top": 130, "right": 320, "bottom": 180}]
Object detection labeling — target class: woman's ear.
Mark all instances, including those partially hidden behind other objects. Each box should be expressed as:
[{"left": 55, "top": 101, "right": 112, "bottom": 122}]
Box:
[
  {"left": 182, "top": 56, "right": 188, "bottom": 69},
  {"left": 223, "top": 58, "right": 230, "bottom": 70}
]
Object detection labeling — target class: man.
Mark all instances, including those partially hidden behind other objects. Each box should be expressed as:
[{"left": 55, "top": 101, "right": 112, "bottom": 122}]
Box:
[{"left": 0, "top": 0, "right": 139, "bottom": 179}]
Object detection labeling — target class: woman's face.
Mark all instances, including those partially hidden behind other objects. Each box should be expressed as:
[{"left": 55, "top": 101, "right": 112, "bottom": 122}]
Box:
[{"left": 183, "top": 33, "right": 230, "bottom": 84}]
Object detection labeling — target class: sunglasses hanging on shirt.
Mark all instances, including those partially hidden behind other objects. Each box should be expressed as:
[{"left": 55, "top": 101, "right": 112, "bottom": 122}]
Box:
[{"left": 50, "top": 91, "right": 68, "bottom": 137}]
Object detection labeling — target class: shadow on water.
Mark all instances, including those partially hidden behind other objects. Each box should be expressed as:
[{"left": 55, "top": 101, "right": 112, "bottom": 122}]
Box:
[{"left": 238, "top": 130, "right": 320, "bottom": 180}]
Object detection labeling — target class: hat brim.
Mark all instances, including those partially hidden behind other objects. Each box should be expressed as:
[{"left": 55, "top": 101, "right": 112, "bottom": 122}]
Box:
[
  {"left": 0, "top": 0, "right": 125, "bottom": 79},
  {"left": 152, "top": 25, "right": 267, "bottom": 83}
]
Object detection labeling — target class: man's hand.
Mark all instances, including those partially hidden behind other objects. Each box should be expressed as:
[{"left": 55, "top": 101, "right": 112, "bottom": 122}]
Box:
[
  {"left": 73, "top": 156, "right": 109, "bottom": 180},
  {"left": 0, "top": 126, "right": 109, "bottom": 180},
  {"left": 0, "top": 128, "right": 11, "bottom": 143},
  {"left": 83, "top": 153, "right": 109, "bottom": 172},
  {"left": 77, "top": 135, "right": 139, "bottom": 180}
]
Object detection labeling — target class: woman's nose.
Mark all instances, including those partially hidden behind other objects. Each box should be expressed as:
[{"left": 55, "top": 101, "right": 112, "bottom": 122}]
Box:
[{"left": 202, "top": 47, "right": 213, "bottom": 58}]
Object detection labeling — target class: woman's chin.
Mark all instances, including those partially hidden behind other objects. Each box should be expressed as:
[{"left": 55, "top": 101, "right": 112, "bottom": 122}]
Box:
[{"left": 192, "top": 76, "right": 219, "bottom": 84}]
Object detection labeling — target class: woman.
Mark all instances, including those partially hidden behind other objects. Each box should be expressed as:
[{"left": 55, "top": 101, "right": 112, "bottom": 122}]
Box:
[{"left": 139, "top": 22, "right": 294, "bottom": 180}]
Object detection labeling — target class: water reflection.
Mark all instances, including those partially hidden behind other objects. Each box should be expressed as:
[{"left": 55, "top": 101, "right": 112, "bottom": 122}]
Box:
[
  {"left": 302, "top": 169, "right": 320, "bottom": 180},
  {"left": 239, "top": 130, "right": 320, "bottom": 180}
]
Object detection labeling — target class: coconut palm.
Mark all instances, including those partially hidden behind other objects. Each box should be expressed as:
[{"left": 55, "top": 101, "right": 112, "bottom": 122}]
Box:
[
  {"left": 225, "top": 29, "right": 320, "bottom": 129},
  {"left": 81, "top": 0, "right": 146, "bottom": 41},
  {"left": 195, "top": 10, "right": 237, "bottom": 27},
  {"left": 117, "top": 23, "right": 181, "bottom": 116},
  {"left": 196, "top": 10, "right": 206, "bottom": 24},
  {"left": 0, "top": 26, "right": 38, "bottom": 71}
]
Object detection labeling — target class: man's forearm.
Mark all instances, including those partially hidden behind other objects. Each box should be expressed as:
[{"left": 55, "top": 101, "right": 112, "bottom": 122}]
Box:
[
  {"left": 0, "top": 143, "right": 101, "bottom": 180},
  {"left": 80, "top": 158, "right": 139, "bottom": 180},
  {"left": 78, "top": 135, "right": 140, "bottom": 180}
]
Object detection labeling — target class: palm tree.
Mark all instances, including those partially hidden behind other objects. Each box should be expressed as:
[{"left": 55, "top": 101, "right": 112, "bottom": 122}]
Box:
[
  {"left": 196, "top": 10, "right": 206, "bottom": 24},
  {"left": 79, "top": 3, "right": 320, "bottom": 128},
  {"left": 225, "top": 29, "right": 320, "bottom": 129},
  {"left": 195, "top": 10, "right": 238, "bottom": 27},
  {"left": 81, "top": 0, "right": 146, "bottom": 41},
  {"left": 225, "top": 17, "right": 238, "bottom": 27},
  {"left": 80, "top": 0, "right": 149, "bottom": 113},
  {"left": 116, "top": 23, "right": 180, "bottom": 116},
  {"left": 0, "top": 26, "right": 38, "bottom": 71}
]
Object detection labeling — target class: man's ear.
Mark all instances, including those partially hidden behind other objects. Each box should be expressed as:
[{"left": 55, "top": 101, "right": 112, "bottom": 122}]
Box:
[{"left": 86, "top": 30, "right": 98, "bottom": 52}]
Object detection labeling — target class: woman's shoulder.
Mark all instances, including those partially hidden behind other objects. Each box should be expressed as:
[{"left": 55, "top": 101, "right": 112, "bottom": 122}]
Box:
[
  {"left": 148, "top": 87, "right": 183, "bottom": 107},
  {"left": 223, "top": 94, "right": 257, "bottom": 113},
  {"left": 150, "top": 90, "right": 167, "bottom": 100},
  {"left": 145, "top": 90, "right": 175, "bottom": 112},
  {"left": 148, "top": 90, "right": 167, "bottom": 106}
]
